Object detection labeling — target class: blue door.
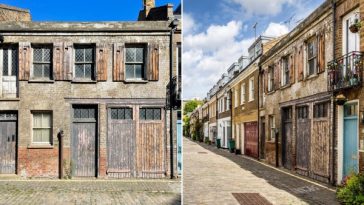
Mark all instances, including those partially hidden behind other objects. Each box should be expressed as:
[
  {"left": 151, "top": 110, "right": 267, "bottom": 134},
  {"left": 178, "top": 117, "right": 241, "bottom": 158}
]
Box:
[
  {"left": 343, "top": 103, "right": 359, "bottom": 178},
  {"left": 177, "top": 119, "right": 182, "bottom": 175}
]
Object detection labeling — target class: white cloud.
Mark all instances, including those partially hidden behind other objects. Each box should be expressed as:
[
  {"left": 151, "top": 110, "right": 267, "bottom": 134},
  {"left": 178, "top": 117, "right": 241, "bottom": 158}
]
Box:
[
  {"left": 183, "top": 13, "right": 197, "bottom": 35},
  {"left": 183, "top": 19, "right": 254, "bottom": 99},
  {"left": 263, "top": 22, "right": 289, "bottom": 37},
  {"left": 228, "top": 0, "right": 294, "bottom": 16}
]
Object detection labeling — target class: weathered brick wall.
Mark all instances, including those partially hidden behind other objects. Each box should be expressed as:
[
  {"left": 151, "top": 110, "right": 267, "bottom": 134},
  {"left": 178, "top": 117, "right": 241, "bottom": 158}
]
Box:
[
  {"left": 0, "top": 22, "right": 176, "bottom": 178},
  {"left": 0, "top": 4, "right": 31, "bottom": 22}
]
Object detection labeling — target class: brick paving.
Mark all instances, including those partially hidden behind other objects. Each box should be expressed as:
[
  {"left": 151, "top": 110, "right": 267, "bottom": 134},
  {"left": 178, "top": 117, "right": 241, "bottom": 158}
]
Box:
[
  {"left": 183, "top": 138, "right": 339, "bottom": 205},
  {"left": 0, "top": 179, "right": 181, "bottom": 205}
]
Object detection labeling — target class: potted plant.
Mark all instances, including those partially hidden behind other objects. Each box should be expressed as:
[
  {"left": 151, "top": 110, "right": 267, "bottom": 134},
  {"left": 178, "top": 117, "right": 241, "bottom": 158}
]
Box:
[
  {"left": 350, "top": 73, "right": 359, "bottom": 86},
  {"left": 349, "top": 18, "right": 362, "bottom": 33}
]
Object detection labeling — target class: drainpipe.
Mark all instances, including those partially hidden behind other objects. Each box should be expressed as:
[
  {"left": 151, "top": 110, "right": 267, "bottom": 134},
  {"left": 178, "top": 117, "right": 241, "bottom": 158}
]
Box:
[
  {"left": 169, "top": 19, "right": 178, "bottom": 179},
  {"left": 331, "top": 0, "right": 337, "bottom": 186},
  {"left": 58, "top": 130, "right": 64, "bottom": 179},
  {"left": 257, "top": 68, "right": 260, "bottom": 160}
]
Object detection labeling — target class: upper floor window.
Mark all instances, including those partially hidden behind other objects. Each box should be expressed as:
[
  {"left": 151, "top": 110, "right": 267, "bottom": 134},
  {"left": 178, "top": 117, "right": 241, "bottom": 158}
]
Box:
[
  {"left": 126, "top": 45, "right": 145, "bottom": 80},
  {"left": 268, "top": 66, "right": 274, "bottom": 92},
  {"left": 33, "top": 46, "right": 52, "bottom": 80},
  {"left": 234, "top": 89, "right": 238, "bottom": 108},
  {"left": 281, "top": 56, "right": 289, "bottom": 86},
  {"left": 240, "top": 83, "right": 246, "bottom": 105},
  {"left": 2, "top": 47, "right": 17, "bottom": 77},
  {"left": 249, "top": 77, "right": 254, "bottom": 101},
  {"left": 75, "top": 45, "right": 95, "bottom": 80},
  {"left": 307, "top": 37, "right": 317, "bottom": 76}
]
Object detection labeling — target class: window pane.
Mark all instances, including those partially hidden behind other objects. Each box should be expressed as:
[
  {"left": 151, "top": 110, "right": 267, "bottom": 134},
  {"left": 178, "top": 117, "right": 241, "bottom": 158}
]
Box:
[
  {"left": 11, "top": 49, "right": 17, "bottom": 76},
  {"left": 154, "top": 109, "right": 161, "bottom": 120},
  {"left": 146, "top": 109, "right": 154, "bottom": 120},
  {"left": 135, "top": 47, "right": 144, "bottom": 62},
  {"left": 43, "top": 48, "right": 51, "bottom": 62},
  {"left": 33, "top": 64, "right": 43, "bottom": 78},
  {"left": 3, "top": 49, "right": 8, "bottom": 76},
  {"left": 33, "top": 114, "right": 42, "bottom": 127},
  {"left": 140, "top": 108, "right": 146, "bottom": 120},
  {"left": 41, "top": 129, "right": 51, "bottom": 143},
  {"left": 43, "top": 64, "right": 50, "bottom": 78},
  {"left": 117, "top": 109, "right": 125, "bottom": 119},
  {"left": 84, "top": 48, "right": 93, "bottom": 62},
  {"left": 75, "top": 64, "right": 84, "bottom": 78},
  {"left": 126, "top": 64, "right": 134, "bottom": 79},
  {"left": 126, "top": 48, "right": 135, "bottom": 62},
  {"left": 135, "top": 64, "right": 143, "bottom": 79},
  {"left": 42, "top": 113, "right": 51, "bottom": 127},
  {"left": 88, "top": 109, "right": 95, "bottom": 119},
  {"left": 125, "top": 108, "right": 132, "bottom": 120},
  {"left": 75, "top": 48, "right": 84, "bottom": 62},
  {"left": 33, "top": 48, "right": 42, "bottom": 62},
  {"left": 81, "top": 109, "right": 89, "bottom": 118},
  {"left": 33, "top": 129, "right": 42, "bottom": 142},
  {"left": 84, "top": 64, "right": 92, "bottom": 78},
  {"left": 111, "top": 109, "right": 118, "bottom": 119}
]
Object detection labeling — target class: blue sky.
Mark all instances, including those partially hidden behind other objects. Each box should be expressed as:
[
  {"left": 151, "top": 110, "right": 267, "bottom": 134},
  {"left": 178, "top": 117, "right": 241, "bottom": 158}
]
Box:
[
  {"left": 1, "top": 0, "right": 180, "bottom": 21},
  {"left": 183, "top": 0, "right": 325, "bottom": 99}
]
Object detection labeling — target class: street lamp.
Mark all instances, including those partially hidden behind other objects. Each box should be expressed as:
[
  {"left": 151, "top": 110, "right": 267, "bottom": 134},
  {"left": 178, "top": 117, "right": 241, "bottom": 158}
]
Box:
[{"left": 169, "top": 18, "right": 179, "bottom": 179}]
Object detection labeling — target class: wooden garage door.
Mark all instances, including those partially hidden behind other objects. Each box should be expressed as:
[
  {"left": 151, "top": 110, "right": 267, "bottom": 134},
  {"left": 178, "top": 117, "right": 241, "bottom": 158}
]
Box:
[
  {"left": 296, "top": 106, "right": 310, "bottom": 172},
  {"left": 244, "top": 122, "right": 258, "bottom": 158},
  {"left": 138, "top": 108, "right": 165, "bottom": 178},
  {"left": 72, "top": 106, "right": 97, "bottom": 177},
  {"left": 107, "top": 107, "right": 136, "bottom": 178},
  {"left": 0, "top": 113, "right": 16, "bottom": 174},
  {"left": 282, "top": 107, "right": 293, "bottom": 170}
]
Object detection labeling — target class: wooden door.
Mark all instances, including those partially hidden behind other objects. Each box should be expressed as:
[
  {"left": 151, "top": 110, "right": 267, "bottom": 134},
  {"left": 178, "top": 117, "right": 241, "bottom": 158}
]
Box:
[
  {"left": 107, "top": 107, "right": 136, "bottom": 178},
  {"left": 343, "top": 103, "right": 359, "bottom": 178},
  {"left": 0, "top": 113, "right": 16, "bottom": 174},
  {"left": 296, "top": 106, "right": 310, "bottom": 171},
  {"left": 311, "top": 102, "right": 330, "bottom": 178},
  {"left": 244, "top": 122, "right": 258, "bottom": 158},
  {"left": 138, "top": 108, "right": 165, "bottom": 178},
  {"left": 72, "top": 106, "right": 97, "bottom": 177},
  {"left": 260, "top": 117, "right": 266, "bottom": 159},
  {"left": 282, "top": 107, "right": 293, "bottom": 169},
  {"left": 1, "top": 47, "right": 18, "bottom": 98}
]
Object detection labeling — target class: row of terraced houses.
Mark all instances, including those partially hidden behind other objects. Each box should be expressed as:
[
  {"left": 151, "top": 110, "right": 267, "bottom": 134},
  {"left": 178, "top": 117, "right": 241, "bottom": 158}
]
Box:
[
  {"left": 189, "top": 0, "right": 364, "bottom": 185},
  {"left": 0, "top": 0, "right": 182, "bottom": 179}
]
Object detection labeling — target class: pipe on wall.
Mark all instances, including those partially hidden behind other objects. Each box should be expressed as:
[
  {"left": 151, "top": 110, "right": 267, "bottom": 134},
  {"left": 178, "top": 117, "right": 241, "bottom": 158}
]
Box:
[{"left": 331, "top": 0, "right": 337, "bottom": 186}]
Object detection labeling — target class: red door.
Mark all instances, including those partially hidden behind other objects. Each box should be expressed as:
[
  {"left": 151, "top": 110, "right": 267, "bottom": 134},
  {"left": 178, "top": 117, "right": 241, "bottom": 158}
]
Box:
[{"left": 244, "top": 122, "right": 258, "bottom": 158}]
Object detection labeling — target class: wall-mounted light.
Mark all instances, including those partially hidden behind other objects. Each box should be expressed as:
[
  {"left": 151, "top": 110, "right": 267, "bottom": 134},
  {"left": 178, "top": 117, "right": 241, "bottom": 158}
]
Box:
[{"left": 335, "top": 94, "right": 347, "bottom": 106}]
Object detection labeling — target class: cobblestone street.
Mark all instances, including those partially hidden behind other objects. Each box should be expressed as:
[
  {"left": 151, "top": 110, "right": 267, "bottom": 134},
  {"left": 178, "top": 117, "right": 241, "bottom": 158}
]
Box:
[
  {"left": 183, "top": 138, "right": 338, "bottom": 205},
  {"left": 0, "top": 179, "right": 181, "bottom": 205}
]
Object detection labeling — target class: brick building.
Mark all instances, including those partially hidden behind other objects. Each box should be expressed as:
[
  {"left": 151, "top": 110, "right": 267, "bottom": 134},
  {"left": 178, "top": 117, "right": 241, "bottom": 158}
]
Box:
[{"left": 0, "top": 0, "right": 181, "bottom": 179}]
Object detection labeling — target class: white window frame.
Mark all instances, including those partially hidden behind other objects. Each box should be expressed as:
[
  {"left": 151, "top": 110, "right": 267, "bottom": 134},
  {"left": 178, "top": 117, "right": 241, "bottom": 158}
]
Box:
[
  {"left": 306, "top": 37, "right": 317, "bottom": 77},
  {"left": 268, "top": 67, "right": 274, "bottom": 92},
  {"left": 234, "top": 89, "right": 238, "bottom": 108},
  {"left": 281, "top": 56, "right": 289, "bottom": 86},
  {"left": 240, "top": 83, "right": 245, "bottom": 105},
  {"left": 269, "top": 115, "right": 275, "bottom": 141},
  {"left": 249, "top": 77, "right": 254, "bottom": 102},
  {"left": 31, "top": 112, "right": 52, "bottom": 145}
]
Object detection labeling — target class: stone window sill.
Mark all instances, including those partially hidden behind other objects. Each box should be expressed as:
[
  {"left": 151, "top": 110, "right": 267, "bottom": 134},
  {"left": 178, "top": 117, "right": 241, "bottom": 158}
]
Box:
[
  {"left": 72, "top": 80, "right": 97, "bottom": 84},
  {"left": 280, "top": 83, "right": 291, "bottom": 90},
  {"left": 305, "top": 74, "right": 319, "bottom": 81},
  {"left": 124, "top": 79, "right": 148, "bottom": 84},
  {"left": 0, "top": 98, "right": 20, "bottom": 101},
  {"left": 29, "top": 79, "right": 55, "bottom": 83},
  {"left": 27, "top": 144, "right": 54, "bottom": 149}
]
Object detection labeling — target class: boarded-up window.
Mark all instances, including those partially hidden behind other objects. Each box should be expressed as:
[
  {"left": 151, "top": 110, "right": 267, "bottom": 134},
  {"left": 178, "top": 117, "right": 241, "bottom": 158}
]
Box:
[
  {"left": 317, "top": 33, "right": 325, "bottom": 74},
  {"left": 111, "top": 108, "right": 133, "bottom": 120},
  {"left": 32, "top": 112, "right": 52, "bottom": 144},
  {"left": 33, "top": 46, "right": 52, "bottom": 79},
  {"left": 140, "top": 108, "right": 161, "bottom": 120},
  {"left": 314, "top": 102, "right": 328, "bottom": 118},
  {"left": 147, "top": 43, "right": 159, "bottom": 81},
  {"left": 125, "top": 45, "right": 145, "bottom": 80},
  {"left": 74, "top": 46, "right": 95, "bottom": 80}
]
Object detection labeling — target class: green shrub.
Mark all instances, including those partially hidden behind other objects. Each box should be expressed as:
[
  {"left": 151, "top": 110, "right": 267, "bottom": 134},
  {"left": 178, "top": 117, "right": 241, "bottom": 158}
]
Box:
[
  {"left": 337, "top": 173, "right": 364, "bottom": 204},
  {"left": 192, "top": 134, "right": 196, "bottom": 141}
]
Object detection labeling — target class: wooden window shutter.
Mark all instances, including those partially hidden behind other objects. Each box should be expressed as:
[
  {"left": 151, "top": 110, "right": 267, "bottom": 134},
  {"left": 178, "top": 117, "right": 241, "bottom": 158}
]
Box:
[
  {"left": 289, "top": 54, "right": 295, "bottom": 84},
  {"left": 96, "top": 43, "right": 108, "bottom": 81},
  {"left": 18, "top": 42, "right": 31, "bottom": 80},
  {"left": 63, "top": 42, "right": 74, "bottom": 80},
  {"left": 113, "top": 43, "right": 125, "bottom": 81},
  {"left": 297, "top": 45, "right": 304, "bottom": 81},
  {"left": 317, "top": 33, "right": 325, "bottom": 74},
  {"left": 53, "top": 42, "right": 64, "bottom": 80},
  {"left": 147, "top": 43, "right": 159, "bottom": 81}
]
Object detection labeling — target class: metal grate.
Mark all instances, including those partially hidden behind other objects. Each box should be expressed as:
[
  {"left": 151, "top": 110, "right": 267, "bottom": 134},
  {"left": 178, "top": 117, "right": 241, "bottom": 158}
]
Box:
[{"left": 232, "top": 193, "right": 272, "bottom": 205}]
